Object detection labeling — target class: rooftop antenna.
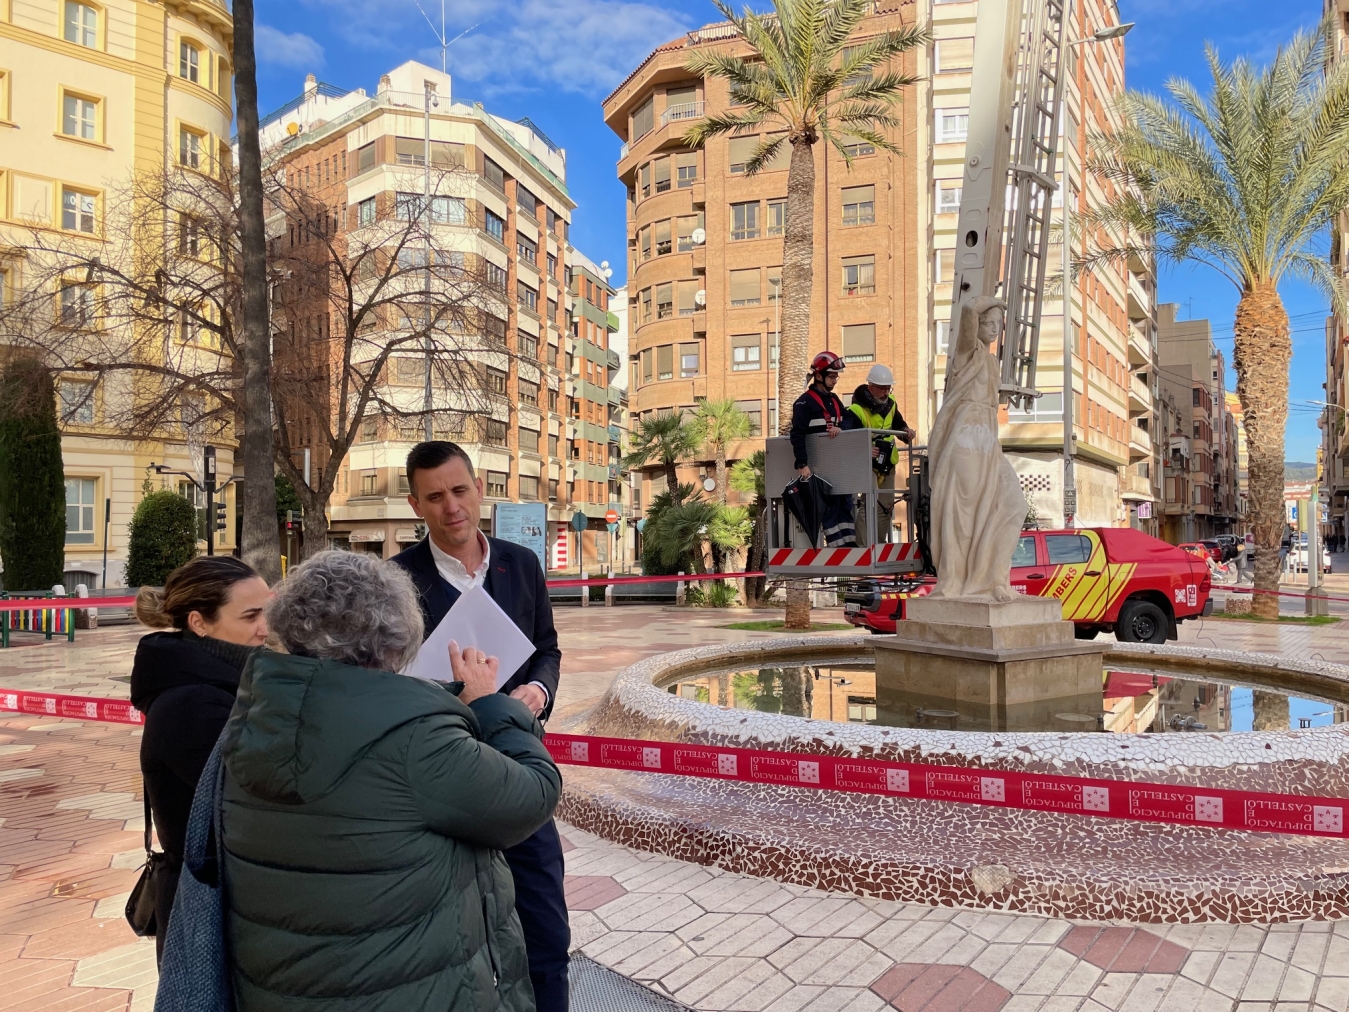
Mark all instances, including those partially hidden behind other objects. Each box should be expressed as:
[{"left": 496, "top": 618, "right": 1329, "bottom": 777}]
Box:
[{"left": 411, "top": 0, "right": 477, "bottom": 74}]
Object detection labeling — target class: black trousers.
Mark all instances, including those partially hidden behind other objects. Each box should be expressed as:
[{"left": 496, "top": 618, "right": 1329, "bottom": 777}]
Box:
[{"left": 504, "top": 818, "right": 570, "bottom": 1012}]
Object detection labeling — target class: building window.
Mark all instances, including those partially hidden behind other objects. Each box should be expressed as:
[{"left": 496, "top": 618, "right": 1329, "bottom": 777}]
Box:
[
  {"left": 59, "top": 187, "right": 96, "bottom": 233},
  {"left": 486, "top": 470, "right": 508, "bottom": 497},
  {"left": 518, "top": 234, "right": 538, "bottom": 263},
  {"left": 732, "top": 334, "right": 761, "bottom": 372},
  {"left": 352, "top": 197, "right": 375, "bottom": 228},
  {"left": 520, "top": 474, "right": 540, "bottom": 499},
  {"left": 657, "top": 344, "right": 674, "bottom": 381},
  {"left": 59, "top": 283, "right": 94, "bottom": 327},
  {"left": 486, "top": 367, "right": 508, "bottom": 395},
  {"left": 735, "top": 399, "right": 762, "bottom": 434},
  {"left": 842, "top": 255, "right": 875, "bottom": 296},
  {"left": 729, "top": 135, "right": 757, "bottom": 174},
  {"left": 935, "top": 319, "right": 950, "bottom": 355},
  {"left": 65, "top": 477, "right": 96, "bottom": 544},
  {"left": 676, "top": 151, "right": 698, "bottom": 187},
  {"left": 62, "top": 93, "right": 97, "bottom": 140},
  {"left": 677, "top": 214, "right": 704, "bottom": 252},
  {"left": 936, "top": 108, "right": 970, "bottom": 143},
  {"left": 64, "top": 2, "right": 97, "bottom": 48},
  {"left": 935, "top": 38, "right": 975, "bottom": 73},
  {"left": 484, "top": 418, "right": 508, "bottom": 448},
  {"left": 655, "top": 219, "right": 672, "bottom": 256},
  {"left": 730, "top": 201, "right": 760, "bottom": 241},
  {"left": 1007, "top": 390, "right": 1063, "bottom": 422},
  {"left": 359, "top": 471, "right": 378, "bottom": 496},
  {"left": 179, "top": 41, "right": 201, "bottom": 82},
  {"left": 520, "top": 380, "right": 540, "bottom": 407},
  {"left": 840, "top": 134, "right": 876, "bottom": 158},
  {"left": 841, "top": 323, "right": 876, "bottom": 363},
  {"left": 639, "top": 162, "right": 652, "bottom": 199},
  {"left": 729, "top": 268, "right": 761, "bottom": 306},
  {"left": 653, "top": 157, "right": 671, "bottom": 193},
  {"left": 483, "top": 157, "right": 505, "bottom": 191},
  {"left": 431, "top": 196, "right": 466, "bottom": 224},
  {"left": 677, "top": 280, "right": 700, "bottom": 316},
  {"left": 631, "top": 96, "right": 654, "bottom": 140},
  {"left": 519, "top": 426, "right": 540, "bottom": 452},
  {"left": 680, "top": 342, "right": 700, "bottom": 378},
  {"left": 935, "top": 248, "right": 955, "bottom": 283},
  {"left": 841, "top": 185, "right": 875, "bottom": 226},
  {"left": 179, "top": 128, "right": 203, "bottom": 169},
  {"left": 518, "top": 281, "right": 538, "bottom": 312},
  {"left": 60, "top": 380, "right": 95, "bottom": 424},
  {"left": 485, "top": 209, "right": 505, "bottom": 242},
  {"left": 936, "top": 182, "right": 962, "bottom": 214},
  {"left": 766, "top": 199, "right": 786, "bottom": 237},
  {"left": 656, "top": 283, "right": 673, "bottom": 319},
  {"left": 519, "top": 331, "right": 539, "bottom": 358}
]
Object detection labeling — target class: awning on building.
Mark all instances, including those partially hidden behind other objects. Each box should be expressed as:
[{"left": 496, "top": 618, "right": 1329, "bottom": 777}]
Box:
[
  {"left": 395, "top": 528, "right": 421, "bottom": 543},
  {"left": 348, "top": 531, "right": 386, "bottom": 543}
]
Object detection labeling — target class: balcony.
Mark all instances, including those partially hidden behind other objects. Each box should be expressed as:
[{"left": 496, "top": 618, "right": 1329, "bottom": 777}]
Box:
[
  {"left": 1128, "top": 374, "right": 1151, "bottom": 416},
  {"left": 1122, "top": 470, "right": 1153, "bottom": 498},
  {"left": 1129, "top": 425, "right": 1152, "bottom": 460},
  {"left": 661, "top": 101, "right": 705, "bottom": 126},
  {"left": 1127, "top": 325, "right": 1152, "bottom": 367},
  {"left": 1127, "top": 271, "right": 1152, "bottom": 322},
  {"left": 1168, "top": 434, "right": 1191, "bottom": 459}
]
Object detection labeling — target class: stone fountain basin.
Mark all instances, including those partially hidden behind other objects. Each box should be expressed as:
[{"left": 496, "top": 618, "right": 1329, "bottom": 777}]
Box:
[{"left": 553, "top": 634, "right": 1349, "bottom": 923}]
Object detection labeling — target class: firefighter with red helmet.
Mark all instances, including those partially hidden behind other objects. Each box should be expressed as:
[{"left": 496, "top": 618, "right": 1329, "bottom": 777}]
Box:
[{"left": 789, "top": 351, "right": 849, "bottom": 478}]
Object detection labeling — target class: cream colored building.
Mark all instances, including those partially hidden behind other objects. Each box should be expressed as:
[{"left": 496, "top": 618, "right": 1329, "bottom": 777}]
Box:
[
  {"left": 0, "top": 0, "right": 234, "bottom": 588},
  {"left": 925, "top": 0, "right": 1157, "bottom": 531}
]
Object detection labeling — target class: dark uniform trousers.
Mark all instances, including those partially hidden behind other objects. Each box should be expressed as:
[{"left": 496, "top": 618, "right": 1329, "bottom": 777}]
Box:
[{"left": 505, "top": 819, "right": 571, "bottom": 1012}]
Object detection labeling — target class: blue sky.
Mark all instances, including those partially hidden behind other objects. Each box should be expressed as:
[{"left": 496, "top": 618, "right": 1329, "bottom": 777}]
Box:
[{"left": 253, "top": 0, "right": 1328, "bottom": 460}]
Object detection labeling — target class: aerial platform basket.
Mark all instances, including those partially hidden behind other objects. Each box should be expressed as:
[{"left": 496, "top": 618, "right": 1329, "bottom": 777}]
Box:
[{"left": 763, "top": 429, "right": 931, "bottom": 579}]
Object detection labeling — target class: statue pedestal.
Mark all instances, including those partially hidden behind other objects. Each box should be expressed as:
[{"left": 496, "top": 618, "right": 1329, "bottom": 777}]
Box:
[{"left": 871, "top": 596, "right": 1104, "bottom": 732}]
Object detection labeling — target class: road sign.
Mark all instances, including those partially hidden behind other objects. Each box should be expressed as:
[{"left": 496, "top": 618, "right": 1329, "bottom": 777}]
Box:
[
  {"left": 1137, "top": 501, "right": 1152, "bottom": 520},
  {"left": 604, "top": 509, "right": 619, "bottom": 524},
  {"left": 570, "top": 511, "right": 588, "bottom": 533},
  {"left": 607, "top": 522, "right": 618, "bottom": 534}
]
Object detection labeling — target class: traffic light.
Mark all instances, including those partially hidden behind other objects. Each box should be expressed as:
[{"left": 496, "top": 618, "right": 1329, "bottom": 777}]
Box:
[
  {"left": 213, "top": 501, "right": 228, "bottom": 532},
  {"left": 285, "top": 510, "right": 296, "bottom": 532}
]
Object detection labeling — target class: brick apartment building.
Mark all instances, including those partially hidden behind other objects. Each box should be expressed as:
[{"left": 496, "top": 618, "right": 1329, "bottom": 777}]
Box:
[
  {"left": 601, "top": 1, "right": 921, "bottom": 505},
  {"left": 260, "top": 62, "right": 624, "bottom": 568}
]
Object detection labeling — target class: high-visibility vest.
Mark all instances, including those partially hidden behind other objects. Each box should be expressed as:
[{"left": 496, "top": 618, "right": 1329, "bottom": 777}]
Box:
[{"left": 848, "top": 398, "right": 900, "bottom": 466}]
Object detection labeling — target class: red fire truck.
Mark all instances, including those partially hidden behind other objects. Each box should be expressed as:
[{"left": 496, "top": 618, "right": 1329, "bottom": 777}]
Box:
[{"left": 843, "top": 527, "right": 1213, "bottom": 643}]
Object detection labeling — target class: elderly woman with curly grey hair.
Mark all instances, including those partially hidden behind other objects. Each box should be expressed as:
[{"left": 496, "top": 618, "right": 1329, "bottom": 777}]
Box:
[{"left": 219, "top": 550, "right": 561, "bottom": 1012}]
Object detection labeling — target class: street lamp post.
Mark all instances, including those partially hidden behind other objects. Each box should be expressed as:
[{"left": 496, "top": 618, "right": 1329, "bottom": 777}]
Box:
[
  {"left": 1059, "top": 11, "right": 1134, "bottom": 528},
  {"left": 812, "top": 669, "right": 851, "bottom": 722},
  {"left": 151, "top": 445, "right": 237, "bottom": 557}
]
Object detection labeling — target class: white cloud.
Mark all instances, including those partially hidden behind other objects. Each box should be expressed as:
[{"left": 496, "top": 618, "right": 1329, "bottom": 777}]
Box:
[{"left": 256, "top": 24, "right": 326, "bottom": 71}]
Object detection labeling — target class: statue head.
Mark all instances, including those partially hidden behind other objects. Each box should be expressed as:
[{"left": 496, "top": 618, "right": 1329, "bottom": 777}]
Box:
[{"left": 969, "top": 296, "right": 1006, "bottom": 348}]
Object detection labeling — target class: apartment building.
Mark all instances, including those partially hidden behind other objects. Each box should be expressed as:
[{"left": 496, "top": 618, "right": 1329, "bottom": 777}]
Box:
[
  {"left": 0, "top": 0, "right": 235, "bottom": 587},
  {"left": 1157, "top": 303, "right": 1241, "bottom": 541},
  {"left": 1325, "top": 0, "right": 1349, "bottom": 546},
  {"left": 262, "top": 63, "right": 629, "bottom": 570},
  {"left": 928, "top": 0, "right": 1157, "bottom": 531},
  {"left": 601, "top": 1, "right": 921, "bottom": 505}
]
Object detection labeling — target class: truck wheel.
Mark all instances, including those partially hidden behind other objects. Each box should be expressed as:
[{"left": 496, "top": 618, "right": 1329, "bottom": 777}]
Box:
[
  {"left": 1116, "top": 600, "right": 1167, "bottom": 644},
  {"left": 1073, "top": 626, "right": 1098, "bottom": 640}
]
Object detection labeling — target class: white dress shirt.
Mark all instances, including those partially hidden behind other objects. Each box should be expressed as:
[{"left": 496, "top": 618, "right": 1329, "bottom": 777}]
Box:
[{"left": 426, "top": 530, "right": 550, "bottom": 708}]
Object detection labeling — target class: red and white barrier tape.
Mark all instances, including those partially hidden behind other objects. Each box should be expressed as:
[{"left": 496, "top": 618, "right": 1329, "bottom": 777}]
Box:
[
  {"left": 2, "top": 690, "right": 1343, "bottom": 837},
  {"left": 546, "top": 571, "right": 765, "bottom": 588},
  {"left": 544, "top": 733, "right": 1348, "bottom": 839}
]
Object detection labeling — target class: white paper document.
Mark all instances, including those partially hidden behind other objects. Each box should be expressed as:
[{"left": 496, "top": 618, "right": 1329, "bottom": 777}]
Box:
[{"left": 403, "top": 584, "right": 536, "bottom": 689}]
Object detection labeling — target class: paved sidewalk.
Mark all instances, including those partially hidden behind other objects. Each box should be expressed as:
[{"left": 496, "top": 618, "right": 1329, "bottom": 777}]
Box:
[{"left": 564, "top": 824, "right": 1349, "bottom": 1012}]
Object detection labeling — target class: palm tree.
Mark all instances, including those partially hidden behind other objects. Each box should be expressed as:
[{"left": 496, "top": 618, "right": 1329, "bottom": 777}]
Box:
[
  {"left": 694, "top": 399, "right": 753, "bottom": 507},
  {"left": 623, "top": 413, "right": 701, "bottom": 498},
  {"left": 650, "top": 496, "right": 719, "bottom": 575},
  {"left": 1082, "top": 25, "right": 1349, "bottom": 619},
  {"left": 683, "top": 0, "right": 926, "bottom": 432},
  {"left": 684, "top": 0, "right": 925, "bottom": 629}
]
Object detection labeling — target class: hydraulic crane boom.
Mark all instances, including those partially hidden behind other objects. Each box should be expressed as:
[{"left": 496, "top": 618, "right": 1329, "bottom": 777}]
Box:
[{"left": 948, "top": 0, "right": 1068, "bottom": 409}]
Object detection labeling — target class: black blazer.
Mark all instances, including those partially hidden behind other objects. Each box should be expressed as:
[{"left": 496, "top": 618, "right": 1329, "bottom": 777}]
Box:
[{"left": 391, "top": 536, "right": 561, "bottom": 719}]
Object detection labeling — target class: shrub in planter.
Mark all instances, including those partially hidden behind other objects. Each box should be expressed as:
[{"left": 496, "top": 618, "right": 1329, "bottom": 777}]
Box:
[{"left": 125, "top": 490, "right": 198, "bottom": 586}]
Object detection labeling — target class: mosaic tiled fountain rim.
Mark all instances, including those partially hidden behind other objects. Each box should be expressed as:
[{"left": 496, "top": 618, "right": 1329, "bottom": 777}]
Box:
[{"left": 566, "top": 634, "right": 1349, "bottom": 791}]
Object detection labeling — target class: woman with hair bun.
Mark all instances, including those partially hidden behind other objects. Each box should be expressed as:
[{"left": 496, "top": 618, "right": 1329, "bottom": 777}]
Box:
[{"left": 130, "top": 555, "right": 269, "bottom": 962}]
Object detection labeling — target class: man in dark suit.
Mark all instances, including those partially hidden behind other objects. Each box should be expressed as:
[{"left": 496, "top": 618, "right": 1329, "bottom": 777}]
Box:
[{"left": 392, "top": 441, "right": 568, "bottom": 1012}]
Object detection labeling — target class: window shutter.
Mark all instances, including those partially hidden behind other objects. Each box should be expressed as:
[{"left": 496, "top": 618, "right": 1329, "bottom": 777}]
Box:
[
  {"left": 936, "top": 38, "right": 975, "bottom": 72},
  {"left": 653, "top": 158, "right": 671, "bottom": 186},
  {"left": 676, "top": 151, "right": 698, "bottom": 171},
  {"left": 729, "top": 268, "right": 760, "bottom": 304},
  {"left": 765, "top": 132, "right": 791, "bottom": 172},
  {"left": 632, "top": 97, "right": 654, "bottom": 139},
  {"left": 657, "top": 344, "right": 674, "bottom": 378},
  {"left": 357, "top": 142, "right": 375, "bottom": 173},
  {"left": 841, "top": 323, "right": 876, "bottom": 362},
  {"left": 728, "top": 136, "right": 758, "bottom": 171},
  {"left": 666, "top": 85, "right": 697, "bottom": 106},
  {"left": 677, "top": 280, "right": 700, "bottom": 313},
  {"left": 842, "top": 184, "right": 875, "bottom": 204},
  {"left": 655, "top": 219, "right": 671, "bottom": 246}
]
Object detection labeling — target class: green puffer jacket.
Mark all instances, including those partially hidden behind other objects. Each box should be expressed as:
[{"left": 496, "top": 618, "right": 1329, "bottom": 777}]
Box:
[{"left": 219, "top": 650, "right": 562, "bottom": 1012}]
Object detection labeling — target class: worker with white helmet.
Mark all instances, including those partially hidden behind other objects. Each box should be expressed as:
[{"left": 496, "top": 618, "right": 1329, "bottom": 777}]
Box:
[{"left": 847, "top": 363, "right": 916, "bottom": 536}]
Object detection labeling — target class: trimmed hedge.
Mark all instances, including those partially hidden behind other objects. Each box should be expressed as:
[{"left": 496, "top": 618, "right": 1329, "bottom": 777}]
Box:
[{"left": 125, "top": 490, "right": 198, "bottom": 587}]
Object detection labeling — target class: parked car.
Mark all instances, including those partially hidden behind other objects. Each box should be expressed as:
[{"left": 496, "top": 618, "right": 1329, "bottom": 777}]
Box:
[
  {"left": 1197, "top": 540, "right": 1225, "bottom": 563},
  {"left": 1290, "top": 544, "right": 1333, "bottom": 574},
  {"left": 845, "top": 528, "right": 1213, "bottom": 644},
  {"left": 1213, "top": 534, "right": 1240, "bottom": 561},
  {"left": 1178, "top": 542, "right": 1213, "bottom": 562}
]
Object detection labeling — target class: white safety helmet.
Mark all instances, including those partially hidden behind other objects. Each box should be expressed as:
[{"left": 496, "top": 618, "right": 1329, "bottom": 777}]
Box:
[{"left": 866, "top": 363, "right": 894, "bottom": 386}]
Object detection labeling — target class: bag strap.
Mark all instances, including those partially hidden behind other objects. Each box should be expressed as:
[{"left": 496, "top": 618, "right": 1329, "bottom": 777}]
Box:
[
  {"left": 806, "top": 388, "right": 841, "bottom": 424},
  {"left": 142, "top": 778, "right": 153, "bottom": 857}
]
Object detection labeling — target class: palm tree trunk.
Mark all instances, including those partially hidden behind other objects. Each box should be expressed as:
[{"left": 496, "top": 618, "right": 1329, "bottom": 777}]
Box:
[
  {"left": 780, "top": 134, "right": 816, "bottom": 630},
  {"left": 1231, "top": 283, "right": 1290, "bottom": 620},
  {"left": 716, "top": 445, "right": 728, "bottom": 506},
  {"left": 233, "top": 0, "right": 280, "bottom": 583},
  {"left": 665, "top": 460, "right": 680, "bottom": 500}
]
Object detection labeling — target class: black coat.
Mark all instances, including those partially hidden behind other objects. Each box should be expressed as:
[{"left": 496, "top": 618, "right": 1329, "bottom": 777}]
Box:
[
  {"left": 130, "top": 631, "right": 250, "bottom": 860},
  {"left": 391, "top": 537, "right": 562, "bottom": 720},
  {"left": 789, "top": 384, "right": 853, "bottom": 469}
]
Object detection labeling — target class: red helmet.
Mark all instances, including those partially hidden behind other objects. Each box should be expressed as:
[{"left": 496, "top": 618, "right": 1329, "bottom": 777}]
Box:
[{"left": 811, "top": 350, "right": 845, "bottom": 375}]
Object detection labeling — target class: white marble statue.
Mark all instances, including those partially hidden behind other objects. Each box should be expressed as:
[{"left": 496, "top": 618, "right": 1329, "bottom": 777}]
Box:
[{"left": 926, "top": 296, "right": 1028, "bottom": 601}]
